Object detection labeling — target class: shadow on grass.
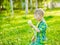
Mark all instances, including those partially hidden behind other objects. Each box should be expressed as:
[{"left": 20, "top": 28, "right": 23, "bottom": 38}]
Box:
[{"left": 44, "top": 16, "right": 54, "bottom": 21}]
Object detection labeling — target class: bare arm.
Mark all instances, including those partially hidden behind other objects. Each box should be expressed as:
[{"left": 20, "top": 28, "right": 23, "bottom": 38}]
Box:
[
  {"left": 32, "top": 25, "right": 40, "bottom": 32},
  {"left": 32, "top": 36, "right": 35, "bottom": 41},
  {"left": 28, "top": 20, "right": 40, "bottom": 32}
]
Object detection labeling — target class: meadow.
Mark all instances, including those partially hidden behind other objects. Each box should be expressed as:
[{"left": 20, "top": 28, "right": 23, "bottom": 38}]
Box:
[{"left": 0, "top": 9, "right": 60, "bottom": 45}]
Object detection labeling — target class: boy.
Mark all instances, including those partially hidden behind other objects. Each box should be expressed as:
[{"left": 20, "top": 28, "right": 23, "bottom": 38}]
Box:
[{"left": 28, "top": 8, "right": 47, "bottom": 45}]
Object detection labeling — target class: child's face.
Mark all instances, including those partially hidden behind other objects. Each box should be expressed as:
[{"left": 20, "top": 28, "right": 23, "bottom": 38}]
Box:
[{"left": 34, "top": 14, "right": 43, "bottom": 21}]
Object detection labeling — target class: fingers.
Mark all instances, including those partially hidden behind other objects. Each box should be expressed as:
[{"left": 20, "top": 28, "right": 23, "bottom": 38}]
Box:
[
  {"left": 28, "top": 20, "right": 32, "bottom": 25},
  {"left": 28, "top": 20, "right": 34, "bottom": 28}
]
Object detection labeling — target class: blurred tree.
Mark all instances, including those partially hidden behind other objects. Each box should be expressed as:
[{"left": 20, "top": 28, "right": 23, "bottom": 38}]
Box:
[
  {"left": 36, "top": 0, "right": 38, "bottom": 9},
  {"left": 0, "top": 0, "right": 4, "bottom": 11},
  {"left": 54, "top": 0, "right": 60, "bottom": 2},
  {"left": 21, "top": 0, "right": 25, "bottom": 10},
  {"left": 13, "top": 0, "right": 20, "bottom": 9},
  {"left": 10, "top": 0, "right": 14, "bottom": 15},
  {"left": 47, "top": 0, "right": 55, "bottom": 9},
  {"left": 38, "top": 0, "right": 43, "bottom": 8},
  {"left": 43, "top": 0, "right": 47, "bottom": 10},
  {"left": 25, "top": 0, "right": 28, "bottom": 14},
  {"left": 30, "top": 0, "right": 32, "bottom": 11}
]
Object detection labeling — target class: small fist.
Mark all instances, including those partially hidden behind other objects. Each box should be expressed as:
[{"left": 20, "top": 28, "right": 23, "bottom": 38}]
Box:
[
  {"left": 28, "top": 20, "right": 33, "bottom": 27},
  {"left": 28, "top": 20, "right": 32, "bottom": 24}
]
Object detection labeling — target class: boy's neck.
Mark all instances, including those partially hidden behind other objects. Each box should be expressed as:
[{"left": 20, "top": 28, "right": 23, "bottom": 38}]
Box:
[{"left": 38, "top": 18, "right": 43, "bottom": 22}]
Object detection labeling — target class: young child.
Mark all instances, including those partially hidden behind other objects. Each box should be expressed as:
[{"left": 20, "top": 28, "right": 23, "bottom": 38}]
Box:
[{"left": 28, "top": 8, "right": 47, "bottom": 45}]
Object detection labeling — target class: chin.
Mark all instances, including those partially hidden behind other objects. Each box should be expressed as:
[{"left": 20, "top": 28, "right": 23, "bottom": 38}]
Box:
[{"left": 37, "top": 19, "right": 40, "bottom": 21}]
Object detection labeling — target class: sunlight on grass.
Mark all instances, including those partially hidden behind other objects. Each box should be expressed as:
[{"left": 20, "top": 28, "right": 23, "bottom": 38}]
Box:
[{"left": 0, "top": 9, "right": 60, "bottom": 45}]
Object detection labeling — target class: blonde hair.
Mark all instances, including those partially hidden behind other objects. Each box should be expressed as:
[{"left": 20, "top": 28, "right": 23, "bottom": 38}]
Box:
[{"left": 34, "top": 8, "right": 45, "bottom": 16}]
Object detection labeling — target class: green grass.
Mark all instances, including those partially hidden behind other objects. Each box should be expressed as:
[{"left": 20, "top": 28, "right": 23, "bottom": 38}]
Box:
[{"left": 0, "top": 9, "right": 60, "bottom": 45}]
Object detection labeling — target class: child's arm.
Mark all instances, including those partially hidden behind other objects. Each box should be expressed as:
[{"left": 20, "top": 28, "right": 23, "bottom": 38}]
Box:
[
  {"left": 32, "top": 25, "right": 40, "bottom": 32},
  {"left": 32, "top": 36, "right": 35, "bottom": 42},
  {"left": 28, "top": 20, "right": 40, "bottom": 32}
]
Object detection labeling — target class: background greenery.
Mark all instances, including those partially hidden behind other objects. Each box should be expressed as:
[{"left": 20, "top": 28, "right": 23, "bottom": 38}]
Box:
[{"left": 0, "top": 0, "right": 60, "bottom": 45}]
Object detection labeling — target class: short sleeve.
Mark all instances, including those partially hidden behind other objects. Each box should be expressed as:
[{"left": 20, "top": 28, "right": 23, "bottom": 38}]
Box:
[{"left": 38, "top": 22, "right": 47, "bottom": 32}]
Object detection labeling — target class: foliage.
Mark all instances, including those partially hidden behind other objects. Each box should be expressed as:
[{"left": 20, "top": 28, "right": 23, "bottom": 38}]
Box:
[{"left": 0, "top": 0, "right": 4, "bottom": 6}]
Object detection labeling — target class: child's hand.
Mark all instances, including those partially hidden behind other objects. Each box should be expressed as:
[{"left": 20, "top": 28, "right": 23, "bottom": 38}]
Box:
[{"left": 28, "top": 20, "right": 34, "bottom": 28}]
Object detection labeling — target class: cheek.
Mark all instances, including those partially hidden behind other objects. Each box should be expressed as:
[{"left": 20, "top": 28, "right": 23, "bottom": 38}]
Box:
[
  {"left": 38, "top": 16, "right": 39, "bottom": 18},
  {"left": 39, "top": 17, "right": 42, "bottom": 20},
  {"left": 37, "top": 16, "right": 41, "bottom": 20}
]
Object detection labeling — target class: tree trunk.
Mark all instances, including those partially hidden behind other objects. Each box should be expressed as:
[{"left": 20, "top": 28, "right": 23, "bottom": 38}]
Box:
[
  {"left": 21, "top": 0, "right": 25, "bottom": 10},
  {"left": 30, "top": 0, "right": 32, "bottom": 11},
  {"left": 10, "top": 0, "right": 14, "bottom": 15},
  {"left": 25, "top": 0, "right": 28, "bottom": 14},
  {"left": 36, "top": 0, "right": 38, "bottom": 9},
  {"left": 44, "top": 0, "right": 47, "bottom": 10}
]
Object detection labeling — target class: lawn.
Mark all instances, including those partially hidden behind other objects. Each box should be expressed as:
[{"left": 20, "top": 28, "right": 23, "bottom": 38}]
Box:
[{"left": 0, "top": 9, "right": 60, "bottom": 45}]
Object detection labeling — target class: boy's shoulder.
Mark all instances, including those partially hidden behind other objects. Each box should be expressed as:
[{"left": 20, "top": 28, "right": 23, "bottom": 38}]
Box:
[
  {"left": 41, "top": 19, "right": 46, "bottom": 24},
  {"left": 39, "top": 19, "right": 47, "bottom": 27}
]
